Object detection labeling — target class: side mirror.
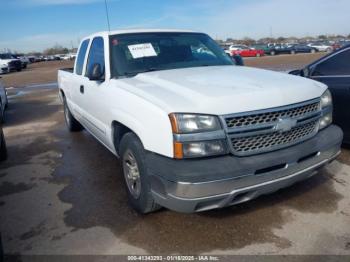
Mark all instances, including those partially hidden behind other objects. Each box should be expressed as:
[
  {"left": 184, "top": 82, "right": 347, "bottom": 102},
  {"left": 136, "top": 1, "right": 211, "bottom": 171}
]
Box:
[
  {"left": 232, "top": 55, "right": 244, "bottom": 66},
  {"left": 88, "top": 63, "right": 104, "bottom": 81}
]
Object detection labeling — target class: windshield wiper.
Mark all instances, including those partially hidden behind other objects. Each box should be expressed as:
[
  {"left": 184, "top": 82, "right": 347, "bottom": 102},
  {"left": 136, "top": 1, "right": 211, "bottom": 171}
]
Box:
[{"left": 122, "top": 68, "right": 159, "bottom": 78}]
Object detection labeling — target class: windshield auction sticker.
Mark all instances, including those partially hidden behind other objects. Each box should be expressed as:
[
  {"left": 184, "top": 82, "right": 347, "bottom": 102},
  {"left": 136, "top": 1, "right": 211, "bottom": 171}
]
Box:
[{"left": 128, "top": 43, "right": 157, "bottom": 59}]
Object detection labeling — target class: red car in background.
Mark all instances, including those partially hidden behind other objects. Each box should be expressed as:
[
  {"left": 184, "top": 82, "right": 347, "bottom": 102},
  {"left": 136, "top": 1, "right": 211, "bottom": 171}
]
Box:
[{"left": 230, "top": 47, "right": 265, "bottom": 57}]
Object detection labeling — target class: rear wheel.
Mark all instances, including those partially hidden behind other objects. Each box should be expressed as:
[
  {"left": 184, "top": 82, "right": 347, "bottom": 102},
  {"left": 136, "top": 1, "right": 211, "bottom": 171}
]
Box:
[
  {"left": 63, "top": 98, "right": 83, "bottom": 132},
  {"left": 270, "top": 50, "right": 276, "bottom": 56},
  {"left": 311, "top": 49, "right": 316, "bottom": 53},
  {"left": 120, "top": 132, "right": 161, "bottom": 214},
  {"left": 290, "top": 50, "right": 296, "bottom": 55},
  {"left": 256, "top": 53, "right": 261, "bottom": 57}
]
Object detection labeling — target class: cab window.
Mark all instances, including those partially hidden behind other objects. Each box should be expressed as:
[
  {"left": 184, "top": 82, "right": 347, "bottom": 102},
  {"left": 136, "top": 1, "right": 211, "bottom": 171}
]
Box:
[{"left": 85, "top": 37, "right": 105, "bottom": 79}]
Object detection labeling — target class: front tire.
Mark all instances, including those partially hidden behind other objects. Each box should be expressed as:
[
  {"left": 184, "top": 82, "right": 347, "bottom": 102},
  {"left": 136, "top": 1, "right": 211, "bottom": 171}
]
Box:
[
  {"left": 290, "top": 50, "right": 296, "bottom": 55},
  {"left": 63, "top": 98, "right": 83, "bottom": 132},
  {"left": 120, "top": 133, "right": 161, "bottom": 214}
]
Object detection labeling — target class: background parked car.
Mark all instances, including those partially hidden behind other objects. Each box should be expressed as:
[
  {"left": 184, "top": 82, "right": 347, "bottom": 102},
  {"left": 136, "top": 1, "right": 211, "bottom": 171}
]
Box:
[
  {"left": 288, "top": 44, "right": 317, "bottom": 54},
  {"left": 229, "top": 44, "right": 250, "bottom": 51},
  {"left": 12, "top": 55, "right": 30, "bottom": 69},
  {"left": 289, "top": 44, "right": 350, "bottom": 143},
  {"left": 0, "top": 53, "right": 22, "bottom": 72},
  {"left": 230, "top": 46, "right": 265, "bottom": 57},
  {"left": 307, "top": 42, "right": 333, "bottom": 52},
  {"left": 250, "top": 44, "right": 276, "bottom": 55}
]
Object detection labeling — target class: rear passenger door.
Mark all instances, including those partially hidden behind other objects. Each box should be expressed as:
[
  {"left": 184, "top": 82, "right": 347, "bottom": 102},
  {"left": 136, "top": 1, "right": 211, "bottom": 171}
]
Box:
[{"left": 309, "top": 48, "right": 350, "bottom": 140}]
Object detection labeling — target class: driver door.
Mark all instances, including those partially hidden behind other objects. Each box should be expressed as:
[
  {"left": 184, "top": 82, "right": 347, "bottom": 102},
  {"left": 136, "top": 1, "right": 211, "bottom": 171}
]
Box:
[{"left": 79, "top": 36, "right": 109, "bottom": 144}]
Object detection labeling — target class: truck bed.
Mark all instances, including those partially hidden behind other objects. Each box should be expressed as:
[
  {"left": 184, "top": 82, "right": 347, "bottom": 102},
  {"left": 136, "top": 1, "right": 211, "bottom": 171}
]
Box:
[{"left": 60, "top": 68, "right": 74, "bottom": 73}]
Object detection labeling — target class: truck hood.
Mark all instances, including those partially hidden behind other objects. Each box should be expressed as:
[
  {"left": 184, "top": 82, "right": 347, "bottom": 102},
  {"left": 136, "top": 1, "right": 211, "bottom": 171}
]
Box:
[{"left": 116, "top": 65, "right": 327, "bottom": 115}]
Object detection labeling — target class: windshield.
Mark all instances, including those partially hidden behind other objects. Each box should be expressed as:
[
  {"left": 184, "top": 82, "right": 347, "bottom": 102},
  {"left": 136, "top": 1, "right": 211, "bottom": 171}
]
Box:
[{"left": 109, "top": 32, "right": 234, "bottom": 78}]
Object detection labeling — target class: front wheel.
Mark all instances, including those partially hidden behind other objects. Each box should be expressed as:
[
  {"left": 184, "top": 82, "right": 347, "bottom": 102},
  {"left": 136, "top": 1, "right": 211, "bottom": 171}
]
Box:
[
  {"left": 256, "top": 53, "right": 261, "bottom": 57},
  {"left": 311, "top": 49, "right": 316, "bottom": 53},
  {"left": 290, "top": 50, "right": 296, "bottom": 55},
  {"left": 63, "top": 98, "right": 83, "bottom": 132},
  {"left": 120, "top": 133, "right": 161, "bottom": 214},
  {"left": 270, "top": 51, "right": 276, "bottom": 56}
]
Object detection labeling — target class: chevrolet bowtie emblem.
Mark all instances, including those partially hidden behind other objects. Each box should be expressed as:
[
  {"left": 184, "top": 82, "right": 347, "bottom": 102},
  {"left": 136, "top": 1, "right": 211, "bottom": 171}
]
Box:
[{"left": 275, "top": 117, "right": 297, "bottom": 133}]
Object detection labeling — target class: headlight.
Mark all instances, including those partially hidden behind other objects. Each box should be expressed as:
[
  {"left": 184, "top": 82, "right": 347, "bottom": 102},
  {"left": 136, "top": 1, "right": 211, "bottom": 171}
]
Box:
[
  {"left": 319, "top": 89, "right": 333, "bottom": 130},
  {"left": 179, "top": 140, "right": 227, "bottom": 158},
  {"left": 320, "top": 89, "right": 332, "bottom": 109},
  {"left": 169, "top": 113, "right": 221, "bottom": 134},
  {"left": 170, "top": 113, "right": 227, "bottom": 158}
]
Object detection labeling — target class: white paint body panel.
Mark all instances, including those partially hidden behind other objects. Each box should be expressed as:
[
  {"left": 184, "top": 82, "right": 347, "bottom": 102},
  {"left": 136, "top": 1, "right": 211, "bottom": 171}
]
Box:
[{"left": 58, "top": 30, "right": 328, "bottom": 158}]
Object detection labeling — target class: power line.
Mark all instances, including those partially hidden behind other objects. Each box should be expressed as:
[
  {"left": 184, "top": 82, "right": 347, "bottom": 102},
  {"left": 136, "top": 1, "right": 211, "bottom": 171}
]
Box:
[{"left": 104, "top": 0, "right": 111, "bottom": 32}]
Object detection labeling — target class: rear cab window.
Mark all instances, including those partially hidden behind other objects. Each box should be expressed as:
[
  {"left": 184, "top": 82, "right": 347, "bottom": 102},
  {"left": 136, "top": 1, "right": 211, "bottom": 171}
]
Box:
[{"left": 75, "top": 39, "right": 90, "bottom": 75}]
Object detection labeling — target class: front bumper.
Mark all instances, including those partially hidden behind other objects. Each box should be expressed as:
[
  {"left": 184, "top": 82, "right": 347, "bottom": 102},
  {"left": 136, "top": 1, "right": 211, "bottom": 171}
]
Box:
[{"left": 146, "top": 125, "right": 343, "bottom": 213}]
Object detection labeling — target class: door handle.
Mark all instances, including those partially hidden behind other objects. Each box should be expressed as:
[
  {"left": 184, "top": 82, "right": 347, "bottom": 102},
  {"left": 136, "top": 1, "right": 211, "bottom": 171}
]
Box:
[{"left": 80, "top": 85, "right": 84, "bottom": 94}]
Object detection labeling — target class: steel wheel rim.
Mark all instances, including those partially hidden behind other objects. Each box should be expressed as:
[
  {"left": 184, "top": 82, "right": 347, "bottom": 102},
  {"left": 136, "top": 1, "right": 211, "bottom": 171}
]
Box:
[{"left": 123, "top": 149, "right": 142, "bottom": 199}]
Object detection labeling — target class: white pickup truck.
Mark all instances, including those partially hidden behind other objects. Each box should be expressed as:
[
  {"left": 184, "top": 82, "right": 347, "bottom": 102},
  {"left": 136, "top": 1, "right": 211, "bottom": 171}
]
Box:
[{"left": 58, "top": 29, "right": 343, "bottom": 213}]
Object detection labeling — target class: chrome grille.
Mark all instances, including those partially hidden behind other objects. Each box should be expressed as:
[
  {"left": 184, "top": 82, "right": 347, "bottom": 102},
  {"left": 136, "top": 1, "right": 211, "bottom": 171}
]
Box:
[
  {"left": 225, "top": 102, "right": 320, "bottom": 128},
  {"left": 230, "top": 120, "right": 319, "bottom": 155},
  {"left": 223, "top": 99, "right": 322, "bottom": 156}
]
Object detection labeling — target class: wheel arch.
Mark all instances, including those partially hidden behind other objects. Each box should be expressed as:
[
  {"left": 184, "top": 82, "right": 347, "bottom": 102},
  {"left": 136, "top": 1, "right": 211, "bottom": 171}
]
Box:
[
  {"left": 111, "top": 120, "right": 143, "bottom": 156},
  {"left": 59, "top": 89, "right": 65, "bottom": 102}
]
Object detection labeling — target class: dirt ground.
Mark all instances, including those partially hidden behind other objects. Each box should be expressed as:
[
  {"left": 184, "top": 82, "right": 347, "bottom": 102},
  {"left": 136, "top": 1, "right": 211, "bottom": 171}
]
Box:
[
  {"left": 1, "top": 52, "right": 350, "bottom": 258},
  {"left": 0, "top": 60, "right": 74, "bottom": 88},
  {"left": 0, "top": 53, "right": 326, "bottom": 88},
  {"left": 244, "top": 53, "right": 326, "bottom": 70}
]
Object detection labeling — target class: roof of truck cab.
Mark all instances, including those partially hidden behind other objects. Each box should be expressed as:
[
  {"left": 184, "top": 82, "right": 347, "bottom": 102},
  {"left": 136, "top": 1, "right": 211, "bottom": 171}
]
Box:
[{"left": 84, "top": 29, "right": 199, "bottom": 39}]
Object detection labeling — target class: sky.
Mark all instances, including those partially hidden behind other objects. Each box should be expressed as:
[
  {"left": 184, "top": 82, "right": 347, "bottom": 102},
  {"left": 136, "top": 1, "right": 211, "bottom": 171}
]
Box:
[{"left": 0, "top": 0, "right": 349, "bottom": 53}]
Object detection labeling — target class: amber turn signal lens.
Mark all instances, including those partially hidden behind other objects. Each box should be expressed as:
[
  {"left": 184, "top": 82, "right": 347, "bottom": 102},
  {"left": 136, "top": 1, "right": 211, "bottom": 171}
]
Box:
[
  {"left": 173, "top": 142, "right": 184, "bottom": 159},
  {"left": 169, "top": 113, "right": 179, "bottom": 134}
]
